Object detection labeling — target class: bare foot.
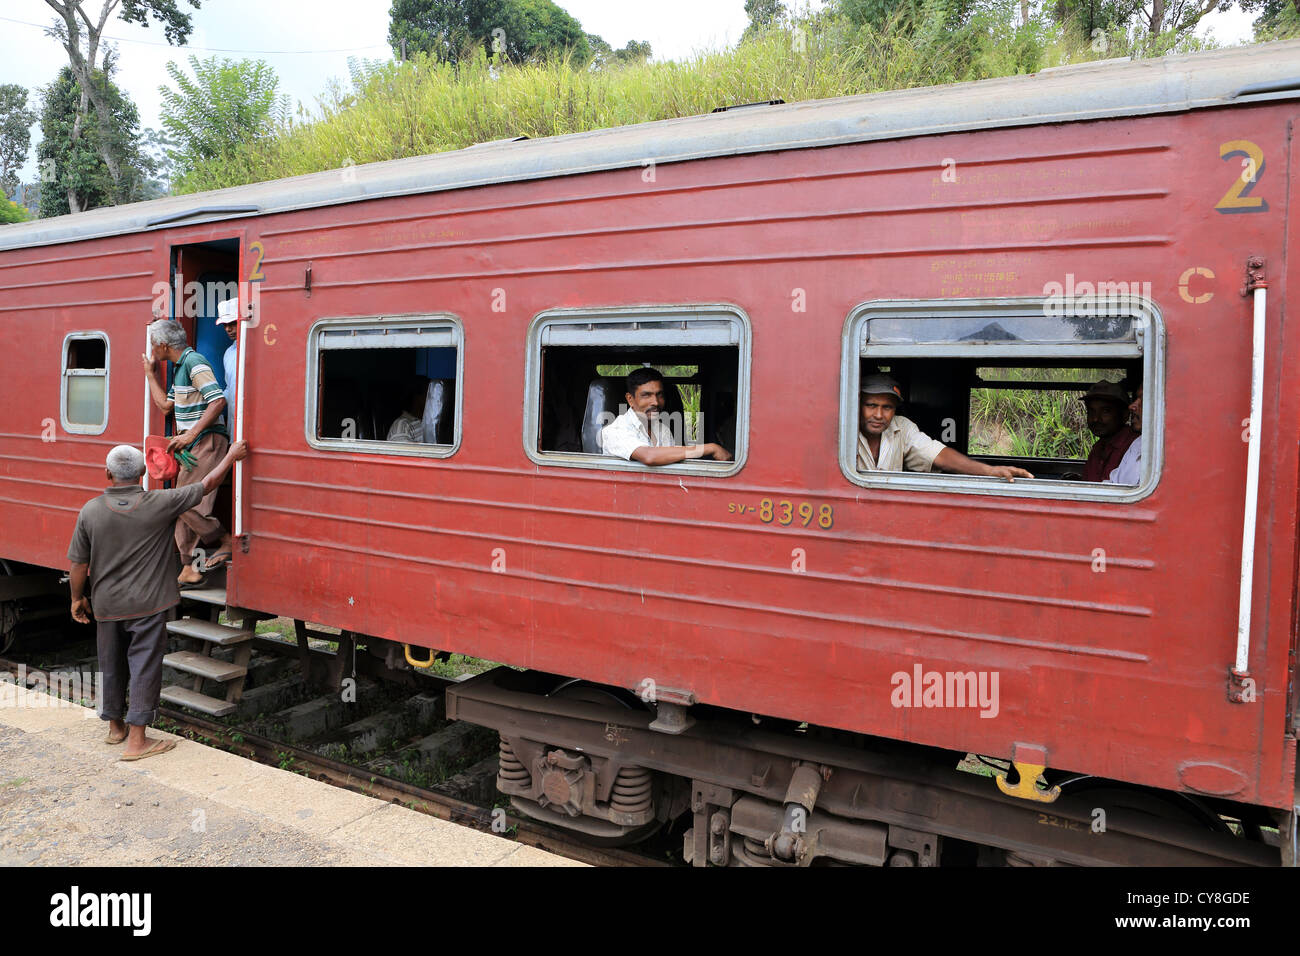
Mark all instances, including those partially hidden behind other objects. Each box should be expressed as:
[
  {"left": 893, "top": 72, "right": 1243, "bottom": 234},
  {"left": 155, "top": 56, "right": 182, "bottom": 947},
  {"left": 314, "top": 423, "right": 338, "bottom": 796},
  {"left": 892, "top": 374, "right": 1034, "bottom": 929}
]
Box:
[
  {"left": 178, "top": 564, "right": 204, "bottom": 586},
  {"left": 105, "top": 718, "right": 128, "bottom": 745}
]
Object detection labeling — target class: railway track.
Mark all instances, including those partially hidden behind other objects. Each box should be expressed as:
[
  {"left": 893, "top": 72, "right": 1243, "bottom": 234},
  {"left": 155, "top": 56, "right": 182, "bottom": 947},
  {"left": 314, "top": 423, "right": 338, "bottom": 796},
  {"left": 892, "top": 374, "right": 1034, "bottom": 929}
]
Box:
[{"left": 0, "top": 649, "right": 671, "bottom": 868}]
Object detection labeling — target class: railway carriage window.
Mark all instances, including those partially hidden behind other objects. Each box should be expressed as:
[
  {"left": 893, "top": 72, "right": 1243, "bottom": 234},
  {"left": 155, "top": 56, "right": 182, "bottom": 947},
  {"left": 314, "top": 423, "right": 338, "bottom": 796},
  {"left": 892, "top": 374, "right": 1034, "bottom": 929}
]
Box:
[
  {"left": 839, "top": 299, "right": 1162, "bottom": 500},
  {"left": 305, "top": 316, "right": 462, "bottom": 458},
  {"left": 61, "top": 332, "right": 109, "bottom": 435},
  {"left": 525, "top": 306, "right": 750, "bottom": 476}
]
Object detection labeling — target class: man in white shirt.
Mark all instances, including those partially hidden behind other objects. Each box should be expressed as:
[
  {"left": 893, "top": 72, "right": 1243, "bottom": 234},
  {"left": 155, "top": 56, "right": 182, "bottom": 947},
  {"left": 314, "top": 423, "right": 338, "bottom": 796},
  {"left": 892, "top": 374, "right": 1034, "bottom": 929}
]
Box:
[
  {"left": 600, "top": 368, "right": 732, "bottom": 465},
  {"left": 857, "top": 374, "right": 1032, "bottom": 480},
  {"left": 216, "top": 298, "right": 239, "bottom": 418},
  {"left": 1104, "top": 386, "right": 1143, "bottom": 485}
]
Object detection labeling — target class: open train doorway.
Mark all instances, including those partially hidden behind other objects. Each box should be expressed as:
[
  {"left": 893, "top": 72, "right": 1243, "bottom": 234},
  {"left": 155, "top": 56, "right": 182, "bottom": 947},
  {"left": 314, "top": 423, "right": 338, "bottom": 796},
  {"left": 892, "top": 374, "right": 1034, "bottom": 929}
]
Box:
[{"left": 165, "top": 238, "right": 241, "bottom": 542}]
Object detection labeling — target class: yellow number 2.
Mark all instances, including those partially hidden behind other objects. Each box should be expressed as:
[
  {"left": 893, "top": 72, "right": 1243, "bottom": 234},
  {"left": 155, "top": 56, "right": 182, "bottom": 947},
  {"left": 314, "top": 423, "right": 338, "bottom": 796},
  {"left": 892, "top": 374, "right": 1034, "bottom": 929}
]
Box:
[
  {"left": 248, "top": 240, "right": 267, "bottom": 281},
  {"left": 1215, "top": 140, "right": 1267, "bottom": 214}
]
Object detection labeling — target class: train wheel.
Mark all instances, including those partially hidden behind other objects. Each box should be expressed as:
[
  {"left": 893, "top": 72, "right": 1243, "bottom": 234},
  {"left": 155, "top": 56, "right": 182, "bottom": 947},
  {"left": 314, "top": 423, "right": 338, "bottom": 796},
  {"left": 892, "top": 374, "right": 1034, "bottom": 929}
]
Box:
[{"left": 498, "top": 679, "right": 669, "bottom": 847}]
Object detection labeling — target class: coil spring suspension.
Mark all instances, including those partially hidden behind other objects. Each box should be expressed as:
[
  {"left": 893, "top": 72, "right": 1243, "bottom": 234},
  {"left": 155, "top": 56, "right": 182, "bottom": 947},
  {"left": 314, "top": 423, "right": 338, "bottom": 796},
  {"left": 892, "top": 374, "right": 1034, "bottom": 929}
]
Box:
[
  {"left": 609, "top": 766, "right": 653, "bottom": 814},
  {"left": 498, "top": 736, "right": 530, "bottom": 786}
]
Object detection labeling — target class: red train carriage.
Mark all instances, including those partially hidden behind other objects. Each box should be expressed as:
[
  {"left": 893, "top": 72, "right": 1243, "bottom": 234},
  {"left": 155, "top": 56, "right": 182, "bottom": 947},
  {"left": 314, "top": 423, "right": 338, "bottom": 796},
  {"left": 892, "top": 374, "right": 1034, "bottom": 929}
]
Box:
[{"left": 2, "top": 43, "right": 1298, "bottom": 865}]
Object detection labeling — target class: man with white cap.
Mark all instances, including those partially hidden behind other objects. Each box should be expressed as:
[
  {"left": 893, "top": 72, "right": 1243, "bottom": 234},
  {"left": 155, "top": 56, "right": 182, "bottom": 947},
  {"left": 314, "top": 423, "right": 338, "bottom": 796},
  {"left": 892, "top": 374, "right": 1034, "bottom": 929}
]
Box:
[
  {"left": 216, "top": 297, "right": 239, "bottom": 414},
  {"left": 68, "top": 440, "right": 247, "bottom": 760}
]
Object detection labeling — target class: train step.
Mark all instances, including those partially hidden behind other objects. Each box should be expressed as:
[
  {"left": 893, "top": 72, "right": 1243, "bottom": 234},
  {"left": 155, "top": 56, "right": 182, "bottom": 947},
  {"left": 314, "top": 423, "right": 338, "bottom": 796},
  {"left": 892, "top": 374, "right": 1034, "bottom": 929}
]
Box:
[
  {"left": 159, "top": 684, "right": 238, "bottom": 717},
  {"left": 166, "top": 618, "right": 253, "bottom": 646},
  {"left": 178, "top": 587, "right": 229, "bottom": 608},
  {"left": 162, "top": 650, "right": 247, "bottom": 683}
]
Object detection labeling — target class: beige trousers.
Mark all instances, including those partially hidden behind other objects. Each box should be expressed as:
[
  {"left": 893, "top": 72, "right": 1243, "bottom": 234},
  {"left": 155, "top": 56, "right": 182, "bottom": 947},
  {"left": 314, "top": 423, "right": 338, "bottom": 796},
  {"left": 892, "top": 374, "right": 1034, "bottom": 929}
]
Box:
[{"left": 174, "top": 431, "right": 229, "bottom": 560}]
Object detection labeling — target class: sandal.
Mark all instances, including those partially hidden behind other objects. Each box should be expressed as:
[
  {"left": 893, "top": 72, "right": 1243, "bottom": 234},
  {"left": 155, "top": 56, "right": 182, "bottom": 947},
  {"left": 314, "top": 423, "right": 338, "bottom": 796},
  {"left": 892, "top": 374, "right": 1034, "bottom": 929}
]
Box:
[
  {"left": 201, "top": 549, "right": 233, "bottom": 573},
  {"left": 119, "top": 739, "right": 177, "bottom": 762}
]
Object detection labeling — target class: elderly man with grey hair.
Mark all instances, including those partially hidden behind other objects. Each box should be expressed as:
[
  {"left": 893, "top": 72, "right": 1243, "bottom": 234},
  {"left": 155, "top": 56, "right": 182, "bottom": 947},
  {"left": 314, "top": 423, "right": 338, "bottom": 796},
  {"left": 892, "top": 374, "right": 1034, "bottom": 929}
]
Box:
[
  {"left": 69, "top": 439, "right": 247, "bottom": 760},
  {"left": 142, "top": 319, "right": 232, "bottom": 586}
]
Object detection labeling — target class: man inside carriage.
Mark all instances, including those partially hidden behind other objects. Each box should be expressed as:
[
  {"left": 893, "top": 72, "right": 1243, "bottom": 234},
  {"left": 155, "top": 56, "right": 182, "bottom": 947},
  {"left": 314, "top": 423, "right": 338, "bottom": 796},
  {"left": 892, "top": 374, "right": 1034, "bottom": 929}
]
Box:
[{"left": 856, "top": 374, "right": 1032, "bottom": 480}]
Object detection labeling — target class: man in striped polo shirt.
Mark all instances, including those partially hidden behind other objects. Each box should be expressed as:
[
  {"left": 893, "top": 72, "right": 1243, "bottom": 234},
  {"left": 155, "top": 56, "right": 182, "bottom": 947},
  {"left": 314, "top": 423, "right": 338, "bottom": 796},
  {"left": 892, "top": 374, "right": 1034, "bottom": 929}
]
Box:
[{"left": 142, "top": 319, "right": 233, "bottom": 586}]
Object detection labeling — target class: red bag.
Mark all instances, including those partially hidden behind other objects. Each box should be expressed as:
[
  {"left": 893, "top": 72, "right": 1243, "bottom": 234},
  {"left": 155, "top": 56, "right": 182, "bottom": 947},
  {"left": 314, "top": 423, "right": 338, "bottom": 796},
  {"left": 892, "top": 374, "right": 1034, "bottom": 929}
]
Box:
[{"left": 144, "top": 435, "right": 178, "bottom": 481}]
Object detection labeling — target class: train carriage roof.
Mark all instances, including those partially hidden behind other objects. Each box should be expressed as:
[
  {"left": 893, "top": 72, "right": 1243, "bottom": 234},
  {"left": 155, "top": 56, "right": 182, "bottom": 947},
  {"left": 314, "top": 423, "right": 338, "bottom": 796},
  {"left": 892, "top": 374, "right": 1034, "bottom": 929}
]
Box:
[{"left": 4, "top": 40, "right": 1299, "bottom": 252}]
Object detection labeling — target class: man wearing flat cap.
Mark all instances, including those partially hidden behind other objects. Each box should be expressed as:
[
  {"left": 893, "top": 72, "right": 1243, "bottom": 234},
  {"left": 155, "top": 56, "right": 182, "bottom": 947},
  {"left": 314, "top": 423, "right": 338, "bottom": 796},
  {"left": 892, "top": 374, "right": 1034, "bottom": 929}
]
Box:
[
  {"left": 1080, "top": 380, "right": 1137, "bottom": 482},
  {"left": 857, "top": 373, "right": 1032, "bottom": 480}
]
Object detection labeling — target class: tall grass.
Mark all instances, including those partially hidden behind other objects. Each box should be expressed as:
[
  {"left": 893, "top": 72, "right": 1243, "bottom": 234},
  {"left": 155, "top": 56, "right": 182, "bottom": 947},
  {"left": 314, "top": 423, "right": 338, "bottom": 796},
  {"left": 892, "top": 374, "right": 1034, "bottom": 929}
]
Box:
[
  {"left": 172, "top": 3, "right": 1218, "bottom": 194},
  {"left": 969, "top": 367, "right": 1125, "bottom": 459}
]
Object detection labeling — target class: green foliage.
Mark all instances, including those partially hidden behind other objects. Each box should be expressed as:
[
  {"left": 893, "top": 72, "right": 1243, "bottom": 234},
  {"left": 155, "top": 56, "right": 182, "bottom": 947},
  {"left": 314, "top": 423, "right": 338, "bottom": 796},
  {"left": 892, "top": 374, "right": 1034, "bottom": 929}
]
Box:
[
  {"left": 116, "top": 0, "right": 200, "bottom": 45},
  {"left": 159, "top": 55, "right": 284, "bottom": 175},
  {"left": 0, "top": 85, "right": 37, "bottom": 199},
  {"left": 1049, "top": 0, "right": 1254, "bottom": 39},
  {"left": 36, "top": 65, "right": 154, "bottom": 217},
  {"left": 968, "top": 368, "right": 1120, "bottom": 459},
  {"left": 742, "top": 0, "right": 789, "bottom": 40},
  {"left": 1244, "top": 0, "right": 1300, "bottom": 38},
  {"left": 0, "top": 198, "right": 30, "bottom": 223},
  {"left": 389, "top": 0, "right": 590, "bottom": 65},
  {"left": 176, "top": 2, "right": 1234, "bottom": 194}
]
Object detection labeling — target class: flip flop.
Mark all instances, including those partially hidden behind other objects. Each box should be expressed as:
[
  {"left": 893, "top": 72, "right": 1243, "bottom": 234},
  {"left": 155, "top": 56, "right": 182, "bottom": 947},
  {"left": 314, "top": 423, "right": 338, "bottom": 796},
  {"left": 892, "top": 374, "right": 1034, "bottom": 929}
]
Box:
[
  {"left": 119, "top": 739, "right": 176, "bottom": 762},
  {"left": 201, "top": 549, "right": 233, "bottom": 573},
  {"left": 104, "top": 732, "right": 127, "bottom": 745}
]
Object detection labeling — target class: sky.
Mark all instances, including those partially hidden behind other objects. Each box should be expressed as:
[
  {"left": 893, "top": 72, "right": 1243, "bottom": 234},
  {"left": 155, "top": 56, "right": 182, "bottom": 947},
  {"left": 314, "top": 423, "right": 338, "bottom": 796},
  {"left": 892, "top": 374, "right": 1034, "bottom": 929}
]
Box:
[{"left": 0, "top": 0, "right": 1259, "bottom": 186}]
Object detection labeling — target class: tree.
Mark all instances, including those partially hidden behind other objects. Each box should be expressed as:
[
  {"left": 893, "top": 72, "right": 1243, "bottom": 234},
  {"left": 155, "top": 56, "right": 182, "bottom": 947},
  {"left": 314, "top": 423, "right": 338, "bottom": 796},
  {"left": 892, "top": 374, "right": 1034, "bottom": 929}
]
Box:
[
  {"left": 586, "top": 35, "right": 652, "bottom": 69},
  {"left": 42, "top": 0, "right": 198, "bottom": 211},
  {"left": 746, "top": 0, "right": 787, "bottom": 28},
  {"left": 389, "top": 0, "right": 591, "bottom": 65},
  {"left": 742, "top": 0, "right": 787, "bottom": 40},
  {"left": 1048, "top": 0, "right": 1254, "bottom": 39},
  {"left": 1242, "top": 0, "right": 1300, "bottom": 36},
  {"left": 159, "top": 55, "right": 282, "bottom": 173},
  {"left": 0, "top": 86, "right": 38, "bottom": 200},
  {"left": 36, "top": 64, "right": 153, "bottom": 218}
]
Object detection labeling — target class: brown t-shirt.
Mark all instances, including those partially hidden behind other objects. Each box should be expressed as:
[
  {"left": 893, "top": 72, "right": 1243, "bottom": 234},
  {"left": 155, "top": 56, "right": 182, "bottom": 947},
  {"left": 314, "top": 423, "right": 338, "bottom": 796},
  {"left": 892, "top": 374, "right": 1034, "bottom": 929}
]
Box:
[{"left": 67, "top": 483, "right": 205, "bottom": 621}]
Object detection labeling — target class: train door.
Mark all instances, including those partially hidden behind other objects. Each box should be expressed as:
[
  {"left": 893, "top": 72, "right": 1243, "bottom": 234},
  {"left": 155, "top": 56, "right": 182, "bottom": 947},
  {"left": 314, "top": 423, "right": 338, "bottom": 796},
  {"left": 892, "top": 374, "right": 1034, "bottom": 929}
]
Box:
[{"left": 161, "top": 238, "right": 242, "bottom": 532}]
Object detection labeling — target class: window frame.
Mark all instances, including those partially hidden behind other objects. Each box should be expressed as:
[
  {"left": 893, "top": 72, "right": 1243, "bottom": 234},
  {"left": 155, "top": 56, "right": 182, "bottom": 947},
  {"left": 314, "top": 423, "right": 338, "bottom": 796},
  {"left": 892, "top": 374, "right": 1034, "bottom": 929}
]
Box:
[
  {"left": 838, "top": 297, "right": 1164, "bottom": 502},
  {"left": 61, "top": 331, "right": 110, "bottom": 435},
  {"left": 523, "top": 304, "right": 751, "bottom": 477},
  {"left": 304, "top": 313, "right": 464, "bottom": 459}
]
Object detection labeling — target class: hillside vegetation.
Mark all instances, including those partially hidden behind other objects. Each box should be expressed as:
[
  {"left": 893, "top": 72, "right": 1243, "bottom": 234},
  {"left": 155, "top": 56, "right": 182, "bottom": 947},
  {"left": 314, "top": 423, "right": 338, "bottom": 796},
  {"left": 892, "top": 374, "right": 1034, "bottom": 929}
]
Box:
[{"left": 172, "top": 4, "right": 1218, "bottom": 194}]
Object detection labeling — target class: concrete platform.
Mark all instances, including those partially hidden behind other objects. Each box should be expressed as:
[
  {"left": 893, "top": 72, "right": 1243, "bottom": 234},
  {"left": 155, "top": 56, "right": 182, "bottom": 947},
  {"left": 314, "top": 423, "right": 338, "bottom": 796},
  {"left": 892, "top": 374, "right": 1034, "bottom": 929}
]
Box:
[{"left": 0, "top": 683, "right": 582, "bottom": 867}]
